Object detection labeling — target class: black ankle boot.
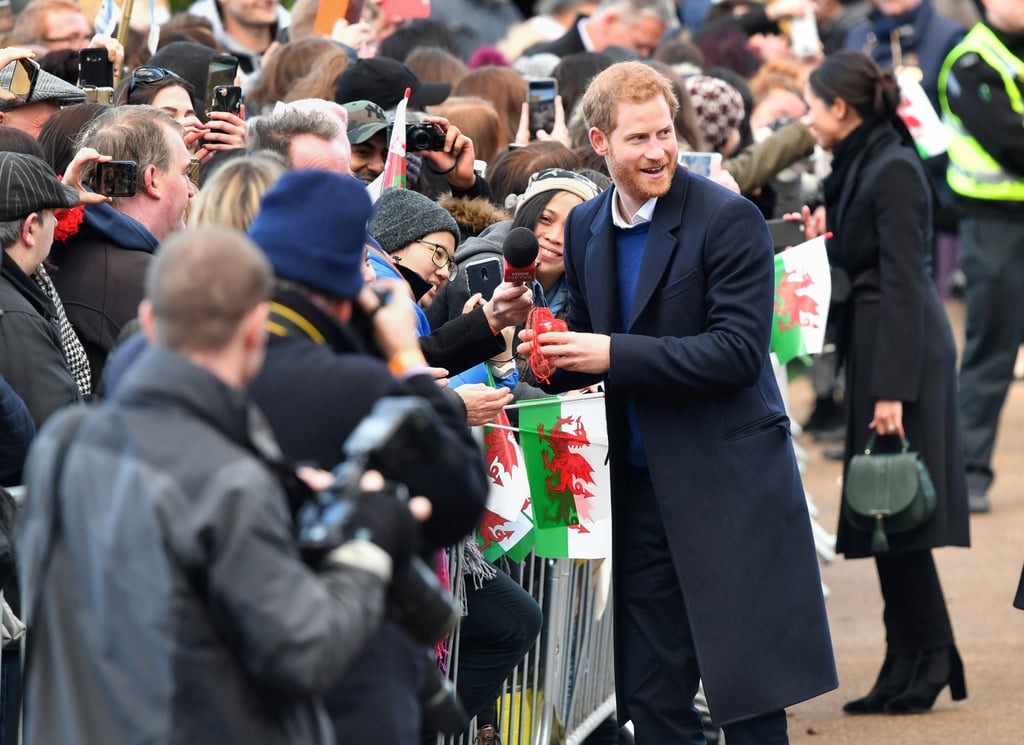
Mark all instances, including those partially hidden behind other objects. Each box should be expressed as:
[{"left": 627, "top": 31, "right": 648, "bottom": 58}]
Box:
[
  {"left": 843, "top": 654, "right": 915, "bottom": 714},
  {"left": 884, "top": 645, "right": 967, "bottom": 714}
]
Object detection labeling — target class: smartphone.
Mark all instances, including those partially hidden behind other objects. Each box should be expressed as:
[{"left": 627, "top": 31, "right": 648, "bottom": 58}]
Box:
[
  {"left": 204, "top": 54, "right": 239, "bottom": 119},
  {"left": 78, "top": 47, "right": 113, "bottom": 89},
  {"left": 766, "top": 219, "right": 807, "bottom": 252},
  {"left": 94, "top": 161, "right": 138, "bottom": 198},
  {"left": 677, "top": 151, "right": 722, "bottom": 178},
  {"left": 527, "top": 78, "right": 557, "bottom": 135},
  {"left": 465, "top": 256, "right": 503, "bottom": 302},
  {"left": 0, "top": 57, "right": 39, "bottom": 102},
  {"left": 788, "top": 9, "right": 821, "bottom": 59},
  {"left": 187, "top": 157, "right": 201, "bottom": 189},
  {"left": 209, "top": 85, "right": 242, "bottom": 115}
]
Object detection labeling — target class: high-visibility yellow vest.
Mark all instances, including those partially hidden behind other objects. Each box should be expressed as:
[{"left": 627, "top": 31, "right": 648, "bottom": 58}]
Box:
[{"left": 938, "top": 23, "right": 1024, "bottom": 201}]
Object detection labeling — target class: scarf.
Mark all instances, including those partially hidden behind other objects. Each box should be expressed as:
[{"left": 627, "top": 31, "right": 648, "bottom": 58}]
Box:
[{"left": 32, "top": 265, "right": 91, "bottom": 397}]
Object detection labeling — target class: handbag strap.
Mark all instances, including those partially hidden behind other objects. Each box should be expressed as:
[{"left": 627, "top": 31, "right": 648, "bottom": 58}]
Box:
[{"left": 862, "top": 432, "right": 911, "bottom": 455}]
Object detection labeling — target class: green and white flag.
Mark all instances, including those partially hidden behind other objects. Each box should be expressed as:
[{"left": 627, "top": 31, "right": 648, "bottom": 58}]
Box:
[
  {"left": 517, "top": 395, "right": 611, "bottom": 559},
  {"left": 772, "top": 235, "right": 831, "bottom": 365},
  {"left": 476, "top": 409, "right": 535, "bottom": 562}
]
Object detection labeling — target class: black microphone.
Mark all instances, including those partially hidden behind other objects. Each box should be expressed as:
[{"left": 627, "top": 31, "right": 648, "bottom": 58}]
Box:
[{"left": 502, "top": 226, "right": 539, "bottom": 285}]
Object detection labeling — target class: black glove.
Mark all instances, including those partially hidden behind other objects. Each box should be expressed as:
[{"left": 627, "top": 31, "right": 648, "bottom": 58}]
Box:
[{"left": 338, "top": 486, "right": 418, "bottom": 570}]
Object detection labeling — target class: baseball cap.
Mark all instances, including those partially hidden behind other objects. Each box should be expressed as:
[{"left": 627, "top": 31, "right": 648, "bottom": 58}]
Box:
[
  {"left": 0, "top": 66, "right": 86, "bottom": 113},
  {"left": 334, "top": 58, "right": 451, "bottom": 110},
  {"left": 342, "top": 100, "right": 389, "bottom": 145},
  {"left": 0, "top": 153, "right": 80, "bottom": 222}
]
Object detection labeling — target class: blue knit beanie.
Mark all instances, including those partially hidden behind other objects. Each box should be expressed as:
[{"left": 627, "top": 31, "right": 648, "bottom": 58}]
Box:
[{"left": 248, "top": 170, "right": 373, "bottom": 299}]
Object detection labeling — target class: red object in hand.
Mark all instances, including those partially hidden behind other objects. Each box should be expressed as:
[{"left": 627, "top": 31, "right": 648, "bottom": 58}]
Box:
[{"left": 525, "top": 307, "right": 567, "bottom": 384}]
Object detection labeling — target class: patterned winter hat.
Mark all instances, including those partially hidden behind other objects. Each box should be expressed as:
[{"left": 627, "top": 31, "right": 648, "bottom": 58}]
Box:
[{"left": 684, "top": 75, "right": 745, "bottom": 153}]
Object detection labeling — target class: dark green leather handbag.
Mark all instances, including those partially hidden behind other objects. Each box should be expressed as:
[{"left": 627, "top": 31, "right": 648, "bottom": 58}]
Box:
[{"left": 844, "top": 433, "right": 937, "bottom": 553}]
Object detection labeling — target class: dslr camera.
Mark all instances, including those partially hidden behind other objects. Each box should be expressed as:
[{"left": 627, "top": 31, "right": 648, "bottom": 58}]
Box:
[
  {"left": 293, "top": 396, "right": 468, "bottom": 734},
  {"left": 294, "top": 397, "right": 456, "bottom": 645},
  {"left": 387, "top": 122, "right": 446, "bottom": 151}
]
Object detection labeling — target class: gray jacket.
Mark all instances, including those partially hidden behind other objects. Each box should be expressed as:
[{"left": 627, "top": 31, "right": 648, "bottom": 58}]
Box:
[{"left": 18, "top": 346, "right": 386, "bottom": 745}]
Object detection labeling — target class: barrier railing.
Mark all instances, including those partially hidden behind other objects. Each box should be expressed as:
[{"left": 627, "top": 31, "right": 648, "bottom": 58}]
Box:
[{"left": 441, "top": 546, "right": 617, "bottom": 745}]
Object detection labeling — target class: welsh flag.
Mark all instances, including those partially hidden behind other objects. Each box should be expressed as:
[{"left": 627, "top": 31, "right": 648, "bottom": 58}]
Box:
[
  {"left": 896, "top": 71, "right": 950, "bottom": 159},
  {"left": 772, "top": 235, "right": 832, "bottom": 365},
  {"left": 367, "top": 87, "right": 410, "bottom": 201},
  {"left": 476, "top": 410, "right": 535, "bottom": 562},
  {"left": 517, "top": 396, "right": 611, "bottom": 559}
]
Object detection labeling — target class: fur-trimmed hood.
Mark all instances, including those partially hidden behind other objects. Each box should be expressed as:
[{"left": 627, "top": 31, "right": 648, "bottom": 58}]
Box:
[{"left": 438, "top": 195, "right": 511, "bottom": 242}]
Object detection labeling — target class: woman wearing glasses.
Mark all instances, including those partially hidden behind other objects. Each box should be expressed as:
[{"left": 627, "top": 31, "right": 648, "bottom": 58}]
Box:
[{"left": 112, "top": 66, "right": 247, "bottom": 161}]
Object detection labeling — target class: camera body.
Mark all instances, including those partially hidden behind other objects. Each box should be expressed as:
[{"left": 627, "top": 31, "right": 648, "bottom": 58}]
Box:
[
  {"left": 385, "top": 122, "right": 446, "bottom": 151},
  {"left": 294, "top": 397, "right": 456, "bottom": 645},
  {"left": 291, "top": 396, "right": 468, "bottom": 735}
]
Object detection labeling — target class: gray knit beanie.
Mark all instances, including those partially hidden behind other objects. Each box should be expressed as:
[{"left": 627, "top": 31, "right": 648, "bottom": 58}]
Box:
[{"left": 369, "top": 188, "right": 461, "bottom": 254}]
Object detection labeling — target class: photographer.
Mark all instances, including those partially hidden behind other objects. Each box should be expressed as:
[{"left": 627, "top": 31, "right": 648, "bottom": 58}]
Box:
[
  {"left": 245, "top": 170, "right": 489, "bottom": 740},
  {"left": 18, "top": 226, "right": 426, "bottom": 744}
]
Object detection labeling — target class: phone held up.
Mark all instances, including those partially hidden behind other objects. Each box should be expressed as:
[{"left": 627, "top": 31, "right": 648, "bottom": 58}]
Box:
[
  {"left": 0, "top": 56, "right": 39, "bottom": 102},
  {"left": 765, "top": 219, "right": 806, "bottom": 253},
  {"left": 78, "top": 48, "right": 114, "bottom": 105},
  {"left": 209, "top": 85, "right": 242, "bottom": 115},
  {"left": 527, "top": 78, "right": 557, "bottom": 135},
  {"left": 465, "top": 257, "right": 503, "bottom": 302},
  {"left": 204, "top": 54, "right": 239, "bottom": 119},
  {"left": 94, "top": 161, "right": 138, "bottom": 198}
]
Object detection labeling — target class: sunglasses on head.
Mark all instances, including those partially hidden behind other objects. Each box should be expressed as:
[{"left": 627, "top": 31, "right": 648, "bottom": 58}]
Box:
[{"left": 128, "top": 66, "right": 184, "bottom": 95}]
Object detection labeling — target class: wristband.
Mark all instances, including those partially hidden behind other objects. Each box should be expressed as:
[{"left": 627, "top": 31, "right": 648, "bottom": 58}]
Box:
[
  {"left": 388, "top": 348, "right": 427, "bottom": 377},
  {"left": 426, "top": 161, "right": 457, "bottom": 176},
  {"left": 489, "top": 360, "right": 517, "bottom": 380}
]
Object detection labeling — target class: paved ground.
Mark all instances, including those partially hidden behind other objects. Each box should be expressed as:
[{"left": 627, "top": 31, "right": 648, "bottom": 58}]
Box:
[{"left": 786, "top": 300, "right": 1024, "bottom": 744}]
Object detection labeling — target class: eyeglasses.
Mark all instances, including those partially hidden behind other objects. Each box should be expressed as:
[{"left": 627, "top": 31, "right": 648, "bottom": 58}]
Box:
[
  {"left": 416, "top": 239, "right": 457, "bottom": 277},
  {"left": 128, "top": 66, "right": 184, "bottom": 96}
]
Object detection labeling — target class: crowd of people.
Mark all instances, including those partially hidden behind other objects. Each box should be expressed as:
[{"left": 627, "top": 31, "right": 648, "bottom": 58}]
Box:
[{"left": 0, "top": 0, "right": 1022, "bottom": 741}]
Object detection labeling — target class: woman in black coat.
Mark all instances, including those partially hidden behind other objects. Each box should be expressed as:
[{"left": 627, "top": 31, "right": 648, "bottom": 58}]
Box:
[{"left": 803, "top": 51, "right": 970, "bottom": 715}]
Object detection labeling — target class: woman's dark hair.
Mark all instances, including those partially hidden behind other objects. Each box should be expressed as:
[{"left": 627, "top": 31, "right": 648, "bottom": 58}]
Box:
[
  {"left": 486, "top": 141, "right": 580, "bottom": 208},
  {"left": 112, "top": 68, "right": 197, "bottom": 110},
  {"left": 38, "top": 102, "right": 107, "bottom": 174},
  {"left": 808, "top": 50, "right": 901, "bottom": 123},
  {"left": 553, "top": 51, "right": 615, "bottom": 123},
  {"left": 511, "top": 189, "right": 559, "bottom": 232},
  {"left": 37, "top": 48, "right": 79, "bottom": 84}
]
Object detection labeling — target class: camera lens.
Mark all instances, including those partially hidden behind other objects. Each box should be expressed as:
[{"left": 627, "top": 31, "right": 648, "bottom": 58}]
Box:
[{"left": 409, "top": 128, "right": 431, "bottom": 151}]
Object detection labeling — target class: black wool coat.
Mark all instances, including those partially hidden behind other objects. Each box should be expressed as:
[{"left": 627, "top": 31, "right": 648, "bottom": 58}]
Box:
[{"left": 824, "top": 122, "right": 970, "bottom": 558}]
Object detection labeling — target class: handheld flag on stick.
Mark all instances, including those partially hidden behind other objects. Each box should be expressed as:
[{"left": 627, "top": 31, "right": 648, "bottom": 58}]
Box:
[
  {"left": 476, "top": 408, "right": 535, "bottom": 562},
  {"left": 772, "top": 235, "right": 832, "bottom": 365},
  {"left": 517, "top": 395, "right": 611, "bottom": 559},
  {"left": 368, "top": 87, "right": 410, "bottom": 201}
]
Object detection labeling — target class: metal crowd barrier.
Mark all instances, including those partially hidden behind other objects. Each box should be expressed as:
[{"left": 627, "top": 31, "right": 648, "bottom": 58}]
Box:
[{"left": 441, "top": 546, "right": 617, "bottom": 745}]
